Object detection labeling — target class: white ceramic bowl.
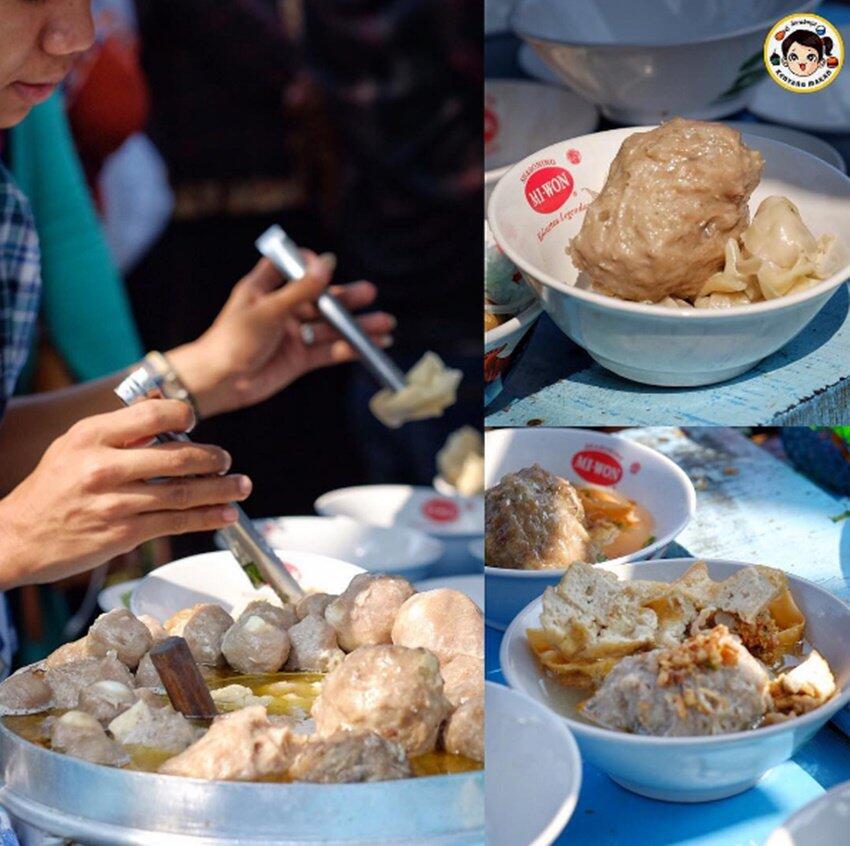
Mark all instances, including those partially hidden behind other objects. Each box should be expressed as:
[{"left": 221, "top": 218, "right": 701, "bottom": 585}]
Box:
[
  {"left": 217, "top": 516, "right": 443, "bottom": 583},
  {"left": 130, "top": 549, "right": 365, "bottom": 621},
  {"left": 485, "top": 682, "right": 582, "bottom": 846},
  {"left": 511, "top": 0, "right": 820, "bottom": 122},
  {"left": 485, "top": 298, "right": 544, "bottom": 405},
  {"left": 484, "top": 427, "right": 695, "bottom": 629},
  {"left": 315, "top": 485, "right": 483, "bottom": 574},
  {"left": 488, "top": 127, "right": 850, "bottom": 386},
  {"left": 501, "top": 558, "right": 850, "bottom": 803},
  {"left": 485, "top": 79, "right": 598, "bottom": 172},
  {"left": 97, "top": 579, "right": 140, "bottom": 613},
  {"left": 766, "top": 779, "right": 850, "bottom": 846}
]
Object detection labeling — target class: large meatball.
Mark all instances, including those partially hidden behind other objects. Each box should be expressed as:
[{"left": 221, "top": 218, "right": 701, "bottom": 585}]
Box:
[
  {"left": 442, "top": 694, "right": 484, "bottom": 762},
  {"left": 289, "top": 731, "right": 411, "bottom": 783},
  {"left": 87, "top": 609, "right": 153, "bottom": 669},
  {"left": 391, "top": 589, "right": 483, "bottom": 667},
  {"left": 159, "top": 706, "right": 300, "bottom": 781},
  {"left": 485, "top": 464, "right": 595, "bottom": 570},
  {"left": 440, "top": 654, "right": 484, "bottom": 707},
  {"left": 325, "top": 574, "right": 415, "bottom": 652},
  {"left": 165, "top": 604, "right": 234, "bottom": 666},
  {"left": 238, "top": 600, "right": 297, "bottom": 631},
  {"left": 284, "top": 614, "right": 345, "bottom": 672},
  {"left": 570, "top": 118, "right": 763, "bottom": 303},
  {"left": 583, "top": 625, "right": 772, "bottom": 736},
  {"left": 221, "top": 614, "right": 291, "bottom": 674},
  {"left": 312, "top": 645, "right": 450, "bottom": 756}
]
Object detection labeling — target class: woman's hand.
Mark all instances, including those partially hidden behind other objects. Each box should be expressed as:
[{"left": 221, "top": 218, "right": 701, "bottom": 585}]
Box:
[
  {"left": 0, "top": 400, "right": 251, "bottom": 590},
  {"left": 167, "top": 252, "right": 395, "bottom": 418}
]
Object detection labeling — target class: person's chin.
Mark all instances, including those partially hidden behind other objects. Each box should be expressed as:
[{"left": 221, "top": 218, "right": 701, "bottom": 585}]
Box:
[{"left": 0, "top": 96, "right": 32, "bottom": 129}]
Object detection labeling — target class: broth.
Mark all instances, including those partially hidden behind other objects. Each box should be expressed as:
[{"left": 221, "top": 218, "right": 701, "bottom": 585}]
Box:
[{"left": 3, "top": 666, "right": 482, "bottom": 779}]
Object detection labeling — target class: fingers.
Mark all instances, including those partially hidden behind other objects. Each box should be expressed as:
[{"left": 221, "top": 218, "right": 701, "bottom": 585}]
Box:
[
  {"left": 293, "top": 280, "right": 378, "bottom": 320},
  {"left": 133, "top": 504, "right": 241, "bottom": 541},
  {"left": 114, "top": 440, "right": 232, "bottom": 483},
  {"left": 122, "top": 473, "right": 252, "bottom": 513},
  {"left": 257, "top": 252, "right": 335, "bottom": 321},
  {"left": 300, "top": 311, "right": 396, "bottom": 346},
  {"left": 76, "top": 400, "right": 195, "bottom": 448}
]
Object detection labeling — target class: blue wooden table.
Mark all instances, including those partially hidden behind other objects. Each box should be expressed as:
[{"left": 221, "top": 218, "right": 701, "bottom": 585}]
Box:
[
  {"left": 485, "top": 2, "right": 850, "bottom": 427},
  {"left": 487, "top": 427, "right": 850, "bottom": 845}
]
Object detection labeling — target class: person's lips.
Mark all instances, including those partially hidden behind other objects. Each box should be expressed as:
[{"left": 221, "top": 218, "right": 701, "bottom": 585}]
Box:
[{"left": 11, "top": 81, "right": 59, "bottom": 106}]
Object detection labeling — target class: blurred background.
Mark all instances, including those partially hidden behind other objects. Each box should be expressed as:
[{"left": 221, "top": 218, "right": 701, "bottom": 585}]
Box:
[{"left": 4, "top": 0, "right": 482, "bottom": 665}]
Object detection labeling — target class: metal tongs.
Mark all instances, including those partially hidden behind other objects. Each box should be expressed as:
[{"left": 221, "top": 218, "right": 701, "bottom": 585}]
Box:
[
  {"left": 115, "top": 365, "right": 304, "bottom": 603},
  {"left": 256, "top": 225, "right": 408, "bottom": 393}
]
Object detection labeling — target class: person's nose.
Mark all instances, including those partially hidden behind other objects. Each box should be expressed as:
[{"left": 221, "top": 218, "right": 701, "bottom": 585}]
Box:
[{"left": 41, "top": 0, "right": 95, "bottom": 59}]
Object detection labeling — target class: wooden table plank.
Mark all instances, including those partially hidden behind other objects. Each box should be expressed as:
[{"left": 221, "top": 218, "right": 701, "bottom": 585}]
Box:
[{"left": 486, "top": 285, "right": 850, "bottom": 427}]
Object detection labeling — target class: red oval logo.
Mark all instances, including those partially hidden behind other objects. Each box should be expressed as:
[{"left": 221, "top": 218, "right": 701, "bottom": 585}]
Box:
[
  {"left": 571, "top": 450, "right": 623, "bottom": 486},
  {"left": 525, "top": 166, "right": 574, "bottom": 214},
  {"left": 484, "top": 106, "right": 499, "bottom": 146},
  {"left": 422, "top": 498, "right": 460, "bottom": 523}
]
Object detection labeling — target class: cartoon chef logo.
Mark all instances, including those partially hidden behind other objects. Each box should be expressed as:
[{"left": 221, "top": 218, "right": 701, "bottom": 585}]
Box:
[{"left": 764, "top": 14, "right": 843, "bottom": 92}]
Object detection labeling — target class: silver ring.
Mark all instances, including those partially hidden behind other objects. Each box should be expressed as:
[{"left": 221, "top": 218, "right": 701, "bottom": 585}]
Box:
[{"left": 300, "top": 323, "right": 316, "bottom": 346}]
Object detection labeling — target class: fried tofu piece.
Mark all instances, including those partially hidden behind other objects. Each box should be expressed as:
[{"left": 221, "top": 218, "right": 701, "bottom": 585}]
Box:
[
  {"left": 770, "top": 650, "right": 836, "bottom": 719},
  {"left": 540, "top": 562, "right": 658, "bottom": 660}
]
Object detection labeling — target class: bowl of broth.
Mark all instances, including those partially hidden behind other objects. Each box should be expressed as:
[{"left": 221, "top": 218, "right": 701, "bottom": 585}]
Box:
[{"left": 484, "top": 428, "right": 695, "bottom": 629}]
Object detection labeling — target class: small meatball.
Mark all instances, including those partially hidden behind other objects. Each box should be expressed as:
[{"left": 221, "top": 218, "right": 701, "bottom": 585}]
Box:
[
  {"left": 137, "top": 615, "right": 168, "bottom": 643},
  {"left": 136, "top": 688, "right": 168, "bottom": 709},
  {"left": 313, "top": 645, "right": 450, "bottom": 756},
  {"left": 285, "top": 615, "right": 345, "bottom": 672},
  {"left": 442, "top": 695, "right": 484, "bottom": 762},
  {"left": 222, "top": 615, "right": 291, "bottom": 674},
  {"left": 135, "top": 652, "right": 162, "bottom": 689},
  {"left": 165, "top": 604, "right": 234, "bottom": 666},
  {"left": 87, "top": 609, "right": 153, "bottom": 669},
  {"left": 159, "top": 706, "right": 300, "bottom": 781},
  {"left": 391, "top": 589, "right": 483, "bottom": 667},
  {"left": 78, "top": 680, "right": 137, "bottom": 725},
  {"left": 583, "top": 625, "right": 772, "bottom": 736},
  {"left": 51, "top": 710, "right": 129, "bottom": 767},
  {"left": 239, "top": 600, "right": 297, "bottom": 631},
  {"left": 45, "top": 637, "right": 91, "bottom": 669},
  {"left": 441, "top": 654, "right": 484, "bottom": 707},
  {"left": 0, "top": 667, "right": 52, "bottom": 715},
  {"left": 46, "top": 654, "right": 135, "bottom": 709},
  {"left": 296, "top": 593, "right": 336, "bottom": 621},
  {"left": 109, "top": 700, "right": 197, "bottom": 751},
  {"left": 325, "top": 574, "right": 415, "bottom": 652},
  {"left": 486, "top": 465, "right": 595, "bottom": 570},
  {"left": 290, "top": 731, "right": 411, "bottom": 783}
]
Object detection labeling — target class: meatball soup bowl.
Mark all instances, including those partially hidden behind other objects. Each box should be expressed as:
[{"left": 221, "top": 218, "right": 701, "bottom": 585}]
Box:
[
  {"left": 501, "top": 558, "right": 850, "bottom": 803},
  {"left": 487, "top": 127, "right": 850, "bottom": 386},
  {"left": 485, "top": 427, "right": 695, "bottom": 629}
]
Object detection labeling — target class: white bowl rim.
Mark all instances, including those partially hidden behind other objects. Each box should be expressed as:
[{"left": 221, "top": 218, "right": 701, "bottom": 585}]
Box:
[
  {"left": 314, "top": 484, "right": 484, "bottom": 538},
  {"left": 252, "top": 514, "right": 446, "bottom": 562},
  {"left": 484, "top": 429, "right": 697, "bottom": 576},
  {"left": 500, "top": 557, "right": 850, "bottom": 746},
  {"left": 485, "top": 297, "right": 544, "bottom": 345},
  {"left": 487, "top": 126, "right": 850, "bottom": 320},
  {"left": 485, "top": 680, "right": 582, "bottom": 846},
  {"left": 510, "top": 0, "right": 820, "bottom": 49}
]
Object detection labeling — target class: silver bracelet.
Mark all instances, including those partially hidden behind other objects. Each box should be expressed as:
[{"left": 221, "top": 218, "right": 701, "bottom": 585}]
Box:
[{"left": 116, "top": 351, "right": 201, "bottom": 423}]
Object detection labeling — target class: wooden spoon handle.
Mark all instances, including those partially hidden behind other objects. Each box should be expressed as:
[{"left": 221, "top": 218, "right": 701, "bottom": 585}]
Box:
[{"left": 150, "top": 636, "right": 218, "bottom": 719}]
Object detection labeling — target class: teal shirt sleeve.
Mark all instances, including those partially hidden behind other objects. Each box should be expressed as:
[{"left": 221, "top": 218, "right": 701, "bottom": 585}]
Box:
[{"left": 8, "top": 91, "right": 144, "bottom": 382}]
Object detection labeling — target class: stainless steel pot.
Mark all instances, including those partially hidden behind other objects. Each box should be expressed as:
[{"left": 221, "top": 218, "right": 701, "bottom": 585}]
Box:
[{"left": 0, "top": 720, "right": 483, "bottom": 845}]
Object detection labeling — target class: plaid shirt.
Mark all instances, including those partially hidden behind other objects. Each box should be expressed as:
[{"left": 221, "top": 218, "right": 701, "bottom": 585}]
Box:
[{"left": 0, "top": 162, "right": 41, "bottom": 420}]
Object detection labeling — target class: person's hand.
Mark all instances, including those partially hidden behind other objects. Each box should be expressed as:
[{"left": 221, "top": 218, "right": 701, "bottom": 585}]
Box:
[
  {"left": 168, "top": 252, "right": 395, "bottom": 418},
  {"left": 0, "top": 400, "right": 251, "bottom": 590}
]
